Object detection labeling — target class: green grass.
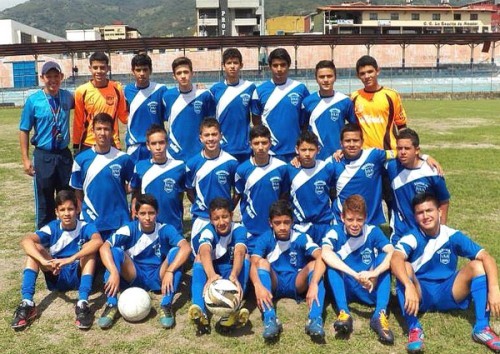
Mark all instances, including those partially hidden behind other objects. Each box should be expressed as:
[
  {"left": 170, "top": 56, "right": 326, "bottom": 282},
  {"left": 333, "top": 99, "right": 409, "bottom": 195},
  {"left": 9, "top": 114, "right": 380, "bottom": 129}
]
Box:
[{"left": 1, "top": 100, "right": 499, "bottom": 353}]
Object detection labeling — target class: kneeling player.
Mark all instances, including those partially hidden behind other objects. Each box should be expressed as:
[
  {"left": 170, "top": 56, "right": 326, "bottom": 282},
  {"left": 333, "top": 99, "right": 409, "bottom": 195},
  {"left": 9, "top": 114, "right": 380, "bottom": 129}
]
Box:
[
  {"left": 189, "top": 197, "right": 250, "bottom": 334},
  {"left": 392, "top": 192, "right": 500, "bottom": 353},
  {"left": 322, "top": 194, "right": 394, "bottom": 344},
  {"left": 250, "top": 200, "right": 326, "bottom": 341},
  {"left": 98, "top": 194, "right": 190, "bottom": 329},
  {"left": 12, "top": 190, "right": 103, "bottom": 330}
]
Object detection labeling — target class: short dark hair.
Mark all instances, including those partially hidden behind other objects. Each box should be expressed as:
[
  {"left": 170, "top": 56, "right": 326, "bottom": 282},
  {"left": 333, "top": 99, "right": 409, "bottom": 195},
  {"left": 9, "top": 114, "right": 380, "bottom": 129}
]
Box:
[
  {"left": 199, "top": 117, "right": 220, "bottom": 134},
  {"left": 93, "top": 112, "right": 114, "bottom": 128},
  {"left": 249, "top": 125, "right": 271, "bottom": 142},
  {"left": 131, "top": 54, "right": 152, "bottom": 71},
  {"left": 268, "top": 48, "right": 291, "bottom": 67},
  {"left": 134, "top": 193, "right": 159, "bottom": 212},
  {"left": 296, "top": 130, "right": 319, "bottom": 148},
  {"left": 412, "top": 191, "right": 439, "bottom": 211},
  {"left": 222, "top": 48, "right": 242, "bottom": 64},
  {"left": 172, "top": 56, "right": 193, "bottom": 72},
  {"left": 89, "top": 51, "right": 109, "bottom": 65},
  {"left": 269, "top": 199, "right": 293, "bottom": 220},
  {"left": 342, "top": 194, "right": 367, "bottom": 217},
  {"left": 146, "top": 124, "right": 167, "bottom": 141},
  {"left": 315, "top": 60, "right": 336, "bottom": 77},
  {"left": 209, "top": 197, "right": 232, "bottom": 214},
  {"left": 397, "top": 128, "right": 420, "bottom": 147},
  {"left": 340, "top": 123, "right": 363, "bottom": 141},
  {"left": 356, "top": 55, "right": 378, "bottom": 74},
  {"left": 55, "top": 190, "right": 78, "bottom": 208}
]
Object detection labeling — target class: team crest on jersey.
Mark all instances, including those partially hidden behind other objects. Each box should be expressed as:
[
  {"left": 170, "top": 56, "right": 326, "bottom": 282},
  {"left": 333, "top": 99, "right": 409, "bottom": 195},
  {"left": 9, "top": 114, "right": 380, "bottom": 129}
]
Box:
[
  {"left": 109, "top": 164, "right": 122, "bottom": 179},
  {"left": 289, "top": 251, "right": 298, "bottom": 266},
  {"left": 153, "top": 242, "right": 162, "bottom": 258},
  {"left": 216, "top": 170, "right": 230, "bottom": 185},
  {"left": 437, "top": 248, "right": 451, "bottom": 264},
  {"left": 105, "top": 95, "right": 115, "bottom": 106},
  {"left": 240, "top": 93, "right": 251, "bottom": 107},
  {"left": 163, "top": 178, "right": 176, "bottom": 193},
  {"left": 361, "top": 163, "right": 375, "bottom": 178},
  {"left": 270, "top": 176, "right": 282, "bottom": 191},
  {"left": 329, "top": 108, "right": 341, "bottom": 121},
  {"left": 314, "top": 180, "right": 327, "bottom": 195},
  {"left": 148, "top": 102, "right": 158, "bottom": 114},
  {"left": 361, "top": 248, "right": 373, "bottom": 265},
  {"left": 193, "top": 100, "right": 203, "bottom": 114},
  {"left": 77, "top": 237, "right": 85, "bottom": 251},
  {"left": 288, "top": 92, "right": 300, "bottom": 106},
  {"left": 414, "top": 181, "right": 429, "bottom": 194}
]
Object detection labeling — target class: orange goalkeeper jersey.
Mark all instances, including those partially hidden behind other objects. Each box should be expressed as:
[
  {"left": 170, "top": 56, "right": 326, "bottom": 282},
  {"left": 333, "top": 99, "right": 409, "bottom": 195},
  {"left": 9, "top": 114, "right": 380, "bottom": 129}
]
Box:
[
  {"left": 73, "top": 80, "right": 128, "bottom": 150},
  {"left": 351, "top": 87, "right": 407, "bottom": 151}
]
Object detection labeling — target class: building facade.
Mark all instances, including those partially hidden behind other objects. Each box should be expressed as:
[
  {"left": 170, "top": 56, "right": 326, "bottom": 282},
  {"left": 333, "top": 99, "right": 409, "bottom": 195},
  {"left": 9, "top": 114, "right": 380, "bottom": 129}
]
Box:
[
  {"left": 266, "top": 15, "right": 313, "bottom": 35},
  {"left": 0, "top": 19, "right": 66, "bottom": 44}
]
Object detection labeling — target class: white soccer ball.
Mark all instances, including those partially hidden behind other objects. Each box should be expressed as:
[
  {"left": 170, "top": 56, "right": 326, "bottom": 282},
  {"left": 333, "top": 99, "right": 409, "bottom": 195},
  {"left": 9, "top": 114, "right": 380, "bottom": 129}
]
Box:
[
  {"left": 203, "top": 279, "right": 242, "bottom": 317},
  {"left": 118, "top": 287, "right": 151, "bottom": 322}
]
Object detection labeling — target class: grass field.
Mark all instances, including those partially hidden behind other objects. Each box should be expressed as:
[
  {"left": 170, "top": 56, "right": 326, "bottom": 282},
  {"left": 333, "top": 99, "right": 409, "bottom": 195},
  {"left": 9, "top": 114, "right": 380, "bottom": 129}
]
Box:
[{"left": 0, "top": 100, "right": 499, "bottom": 354}]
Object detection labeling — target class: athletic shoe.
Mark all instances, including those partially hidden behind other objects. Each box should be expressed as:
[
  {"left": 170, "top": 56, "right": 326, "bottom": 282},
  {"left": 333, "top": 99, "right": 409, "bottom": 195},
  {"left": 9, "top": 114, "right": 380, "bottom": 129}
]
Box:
[
  {"left": 11, "top": 300, "right": 37, "bottom": 329},
  {"left": 75, "top": 301, "right": 93, "bottom": 329},
  {"left": 98, "top": 304, "right": 118, "bottom": 329},
  {"left": 218, "top": 308, "right": 250, "bottom": 329},
  {"left": 472, "top": 326, "right": 500, "bottom": 353},
  {"left": 159, "top": 304, "right": 175, "bottom": 329},
  {"left": 407, "top": 327, "right": 425, "bottom": 353},
  {"left": 305, "top": 316, "right": 325, "bottom": 339},
  {"left": 262, "top": 316, "right": 282, "bottom": 340},
  {"left": 188, "top": 304, "right": 210, "bottom": 335},
  {"left": 333, "top": 310, "right": 353, "bottom": 335},
  {"left": 370, "top": 310, "right": 394, "bottom": 344}
]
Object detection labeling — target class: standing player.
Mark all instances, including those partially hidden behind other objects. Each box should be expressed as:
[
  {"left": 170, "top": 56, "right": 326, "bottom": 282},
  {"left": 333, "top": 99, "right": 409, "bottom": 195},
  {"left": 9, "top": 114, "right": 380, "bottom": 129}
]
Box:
[
  {"left": 70, "top": 113, "right": 134, "bottom": 241},
  {"left": 392, "top": 192, "right": 500, "bottom": 353},
  {"left": 210, "top": 48, "right": 256, "bottom": 163},
  {"left": 130, "top": 124, "right": 186, "bottom": 234},
  {"left": 11, "top": 190, "right": 103, "bottom": 330},
  {"left": 73, "top": 51, "right": 128, "bottom": 153},
  {"left": 163, "top": 57, "right": 215, "bottom": 161},
  {"left": 302, "top": 60, "right": 356, "bottom": 160},
  {"left": 124, "top": 54, "right": 167, "bottom": 163},
  {"left": 251, "top": 48, "right": 309, "bottom": 162},
  {"left": 189, "top": 198, "right": 250, "bottom": 334},
  {"left": 98, "top": 194, "right": 191, "bottom": 329},
  {"left": 322, "top": 195, "right": 395, "bottom": 344},
  {"left": 19, "top": 61, "right": 74, "bottom": 229},
  {"left": 250, "top": 200, "right": 326, "bottom": 341}
]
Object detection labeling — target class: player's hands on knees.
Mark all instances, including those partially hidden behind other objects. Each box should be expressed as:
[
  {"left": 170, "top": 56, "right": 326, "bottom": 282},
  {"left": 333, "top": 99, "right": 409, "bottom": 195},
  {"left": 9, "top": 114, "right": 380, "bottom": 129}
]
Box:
[
  {"left": 161, "top": 271, "right": 174, "bottom": 296},
  {"left": 487, "top": 286, "right": 500, "bottom": 317},
  {"left": 104, "top": 271, "right": 120, "bottom": 297},
  {"left": 306, "top": 282, "right": 320, "bottom": 308},
  {"left": 404, "top": 284, "right": 420, "bottom": 316},
  {"left": 255, "top": 284, "right": 273, "bottom": 311}
]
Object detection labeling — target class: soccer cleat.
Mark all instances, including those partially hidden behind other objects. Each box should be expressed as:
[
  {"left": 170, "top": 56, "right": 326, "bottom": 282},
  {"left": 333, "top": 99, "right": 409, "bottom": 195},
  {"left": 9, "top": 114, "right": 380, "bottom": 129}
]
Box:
[
  {"left": 97, "top": 303, "right": 118, "bottom": 329},
  {"left": 11, "top": 300, "right": 37, "bottom": 329},
  {"left": 370, "top": 310, "right": 394, "bottom": 344},
  {"left": 75, "top": 301, "right": 93, "bottom": 329},
  {"left": 219, "top": 308, "right": 250, "bottom": 329},
  {"left": 159, "top": 304, "right": 175, "bottom": 329},
  {"left": 188, "top": 304, "right": 210, "bottom": 335},
  {"left": 333, "top": 310, "right": 353, "bottom": 335},
  {"left": 305, "top": 316, "right": 325, "bottom": 339},
  {"left": 472, "top": 326, "right": 500, "bottom": 353},
  {"left": 407, "top": 327, "right": 425, "bottom": 353},
  {"left": 262, "top": 316, "right": 282, "bottom": 340}
]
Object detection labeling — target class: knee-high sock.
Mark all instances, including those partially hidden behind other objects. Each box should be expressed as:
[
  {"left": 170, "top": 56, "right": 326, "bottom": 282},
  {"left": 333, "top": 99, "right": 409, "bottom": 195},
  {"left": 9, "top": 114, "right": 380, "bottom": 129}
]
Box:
[
  {"left": 471, "top": 275, "right": 489, "bottom": 332},
  {"left": 373, "top": 268, "right": 391, "bottom": 317},
  {"left": 396, "top": 280, "right": 421, "bottom": 330},
  {"left": 257, "top": 268, "right": 276, "bottom": 321},
  {"left": 326, "top": 268, "right": 349, "bottom": 314},
  {"left": 103, "top": 247, "right": 124, "bottom": 306},
  {"left": 21, "top": 268, "right": 38, "bottom": 302},
  {"left": 308, "top": 271, "right": 325, "bottom": 320},
  {"left": 238, "top": 259, "right": 251, "bottom": 295},
  {"left": 191, "top": 261, "right": 207, "bottom": 313},
  {"left": 161, "top": 247, "right": 182, "bottom": 306},
  {"left": 79, "top": 274, "right": 93, "bottom": 302}
]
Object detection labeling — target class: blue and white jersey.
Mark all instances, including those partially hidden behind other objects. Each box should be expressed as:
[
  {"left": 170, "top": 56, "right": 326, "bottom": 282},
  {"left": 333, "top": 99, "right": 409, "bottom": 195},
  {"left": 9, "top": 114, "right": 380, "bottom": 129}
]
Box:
[
  {"left": 287, "top": 160, "right": 335, "bottom": 225},
  {"left": 70, "top": 147, "right": 134, "bottom": 232},
  {"left": 235, "top": 157, "right": 289, "bottom": 236},
  {"left": 162, "top": 87, "right": 215, "bottom": 161},
  {"left": 130, "top": 158, "right": 186, "bottom": 233},
  {"left": 185, "top": 150, "right": 238, "bottom": 219},
  {"left": 386, "top": 159, "right": 450, "bottom": 241},
  {"left": 395, "top": 225, "right": 482, "bottom": 282},
  {"left": 124, "top": 82, "right": 167, "bottom": 146},
  {"left": 36, "top": 219, "right": 98, "bottom": 259},
  {"left": 251, "top": 79, "right": 309, "bottom": 155},
  {"left": 322, "top": 224, "right": 389, "bottom": 272},
  {"left": 211, "top": 80, "right": 256, "bottom": 156},
  {"left": 302, "top": 91, "right": 355, "bottom": 160},
  {"left": 109, "top": 220, "right": 184, "bottom": 267},
  {"left": 329, "top": 148, "right": 387, "bottom": 225},
  {"left": 252, "top": 229, "right": 319, "bottom": 274},
  {"left": 191, "top": 222, "right": 247, "bottom": 266}
]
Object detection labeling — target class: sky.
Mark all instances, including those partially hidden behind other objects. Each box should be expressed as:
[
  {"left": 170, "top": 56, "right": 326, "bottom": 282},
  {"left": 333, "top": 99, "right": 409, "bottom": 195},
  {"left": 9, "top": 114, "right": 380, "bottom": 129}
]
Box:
[{"left": 0, "top": 0, "right": 28, "bottom": 11}]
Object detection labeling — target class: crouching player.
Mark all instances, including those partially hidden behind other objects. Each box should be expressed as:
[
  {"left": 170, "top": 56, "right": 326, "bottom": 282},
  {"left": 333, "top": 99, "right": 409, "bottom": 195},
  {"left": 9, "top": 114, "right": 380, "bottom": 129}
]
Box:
[
  {"left": 12, "top": 190, "right": 103, "bottom": 330},
  {"left": 322, "top": 195, "right": 395, "bottom": 344},
  {"left": 250, "top": 200, "right": 326, "bottom": 341},
  {"left": 98, "top": 194, "right": 190, "bottom": 329},
  {"left": 392, "top": 192, "right": 500, "bottom": 353},
  {"left": 189, "top": 197, "right": 250, "bottom": 334}
]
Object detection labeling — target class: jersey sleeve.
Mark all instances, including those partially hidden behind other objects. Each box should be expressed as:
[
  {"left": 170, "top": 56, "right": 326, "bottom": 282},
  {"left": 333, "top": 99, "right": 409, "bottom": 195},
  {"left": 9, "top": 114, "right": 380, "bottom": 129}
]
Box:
[
  {"left": 299, "top": 85, "right": 311, "bottom": 128},
  {"left": 185, "top": 160, "right": 196, "bottom": 189},
  {"left": 204, "top": 91, "right": 216, "bottom": 118},
  {"left": 391, "top": 91, "right": 407, "bottom": 128},
  {"left": 233, "top": 225, "right": 248, "bottom": 249},
  {"left": 322, "top": 227, "right": 339, "bottom": 249},
  {"left": 160, "top": 224, "right": 185, "bottom": 249},
  {"left": 234, "top": 165, "right": 245, "bottom": 195},
  {"left": 197, "top": 228, "right": 216, "bottom": 251},
  {"left": 122, "top": 156, "right": 135, "bottom": 183},
  {"left": 82, "top": 222, "right": 99, "bottom": 242},
  {"left": 395, "top": 233, "right": 417, "bottom": 259},
  {"left": 452, "top": 231, "right": 483, "bottom": 260},
  {"left": 251, "top": 232, "right": 271, "bottom": 258},
  {"left": 35, "top": 224, "right": 53, "bottom": 248},
  {"left": 371, "top": 226, "right": 390, "bottom": 251},
  {"left": 69, "top": 158, "right": 83, "bottom": 190},
  {"left": 433, "top": 176, "right": 451, "bottom": 202},
  {"left": 250, "top": 89, "right": 262, "bottom": 116},
  {"left": 129, "top": 165, "right": 142, "bottom": 191},
  {"left": 299, "top": 233, "right": 320, "bottom": 257},
  {"left": 345, "top": 99, "right": 356, "bottom": 124},
  {"left": 115, "top": 82, "right": 128, "bottom": 124},
  {"left": 73, "top": 86, "right": 86, "bottom": 148},
  {"left": 108, "top": 225, "right": 131, "bottom": 248},
  {"left": 19, "top": 96, "right": 35, "bottom": 131}
]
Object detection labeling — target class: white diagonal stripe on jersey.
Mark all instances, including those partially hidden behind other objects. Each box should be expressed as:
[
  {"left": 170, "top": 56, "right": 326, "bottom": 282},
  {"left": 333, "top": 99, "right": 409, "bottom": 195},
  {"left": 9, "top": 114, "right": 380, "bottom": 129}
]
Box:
[
  {"left": 214, "top": 231, "right": 233, "bottom": 259},
  {"left": 128, "top": 82, "right": 165, "bottom": 143},
  {"left": 336, "top": 149, "right": 373, "bottom": 195},
  {"left": 83, "top": 148, "right": 125, "bottom": 193},
  {"left": 396, "top": 234, "right": 418, "bottom": 257},
  {"left": 411, "top": 226, "right": 454, "bottom": 273},
  {"left": 309, "top": 92, "right": 346, "bottom": 148},
  {"left": 126, "top": 224, "right": 164, "bottom": 258},
  {"left": 337, "top": 225, "right": 373, "bottom": 260},
  {"left": 245, "top": 157, "right": 285, "bottom": 192},
  {"left": 216, "top": 80, "right": 253, "bottom": 118},
  {"left": 290, "top": 161, "right": 327, "bottom": 222},
  {"left": 391, "top": 162, "right": 439, "bottom": 191},
  {"left": 266, "top": 230, "right": 301, "bottom": 263},
  {"left": 142, "top": 159, "right": 184, "bottom": 192},
  {"left": 50, "top": 221, "right": 85, "bottom": 255},
  {"left": 109, "top": 225, "right": 131, "bottom": 246}
]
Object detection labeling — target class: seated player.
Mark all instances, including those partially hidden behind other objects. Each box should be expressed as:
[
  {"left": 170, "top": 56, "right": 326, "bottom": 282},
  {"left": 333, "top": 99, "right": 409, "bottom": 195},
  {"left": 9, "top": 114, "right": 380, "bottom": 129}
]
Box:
[
  {"left": 322, "top": 195, "right": 395, "bottom": 344},
  {"left": 189, "top": 198, "right": 250, "bottom": 334},
  {"left": 250, "top": 200, "right": 326, "bottom": 341},
  {"left": 98, "top": 194, "right": 190, "bottom": 329},
  {"left": 12, "top": 190, "right": 103, "bottom": 330},
  {"left": 391, "top": 192, "right": 500, "bottom": 353}
]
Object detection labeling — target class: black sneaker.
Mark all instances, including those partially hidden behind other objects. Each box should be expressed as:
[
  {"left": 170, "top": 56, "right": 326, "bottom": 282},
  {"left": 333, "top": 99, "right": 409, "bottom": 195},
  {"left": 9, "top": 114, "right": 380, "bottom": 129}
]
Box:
[
  {"left": 75, "top": 301, "right": 93, "bottom": 329},
  {"left": 11, "top": 300, "right": 37, "bottom": 329}
]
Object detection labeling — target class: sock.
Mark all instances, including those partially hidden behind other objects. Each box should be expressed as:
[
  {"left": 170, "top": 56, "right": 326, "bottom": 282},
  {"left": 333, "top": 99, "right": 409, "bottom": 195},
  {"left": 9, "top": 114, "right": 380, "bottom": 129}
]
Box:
[
  {"left": 396, "top": 280, "right": 421, "bottom": 330},
  {"left": 326, "top": 268, "right": 350, "bottom": 314},
  {"left": 103, "top": 247, "right": 124, "bottom": 307},
  {"left": 471, "top": 275, "right": 489, "bottom": 332},
  {"left": 191, "top": 262, "right": 207, "bottom": 313},
  {"left": 21, "top": 268, "right": 38, "bottom": 302},
  {"left": 77, "top": 299, "right": 88, "bottom": 307},
  {"left": 78, "top": 274, "right": 93, "bottom": 302},
  {"left": 161, "top": 247, "right": 182, "bottom": 306},
  {"left": 373, "top": 269, "right": 391, "bottom": 319},
  {"left": 257, "top": 268, "right": 276, "bottom": 321},
  {"left": 237, "top": 259, "right": 251, "bottom": 295},
  {"left": 308, "top": 271, "right": 325, "bottom": 320}
]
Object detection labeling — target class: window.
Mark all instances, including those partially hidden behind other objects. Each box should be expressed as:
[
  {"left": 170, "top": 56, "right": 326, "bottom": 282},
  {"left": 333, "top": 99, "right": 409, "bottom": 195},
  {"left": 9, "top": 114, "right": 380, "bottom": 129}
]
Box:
[
  {"left": 391, "top": 13, "right": 399, "bottom": 20},
  {"left": 369, "top": 13, "right": 378, "bottom": 20},
  {"left": 470, "top": 13, "right": 478, "bottom": 21},
  {"left": 411, "top": 13, "right": 420, "bottom": 21},
  {"left": 432, "top": 14, "right": 440, "bottom": 21},
  {"left": 20, "top": 32, "right": 32, "bottom": 43},
  {"left": 454, "top": 14, "right": 461, "bottom": 21}
]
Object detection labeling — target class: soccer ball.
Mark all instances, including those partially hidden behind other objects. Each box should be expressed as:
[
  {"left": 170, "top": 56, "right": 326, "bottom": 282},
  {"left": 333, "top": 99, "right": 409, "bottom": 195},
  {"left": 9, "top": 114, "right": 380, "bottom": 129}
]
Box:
[
  {"left": 203, "top": 279, "right": 242, "bottom": 317},
  {"left": 118, "top": 287, "right": 151, "bottom": 322}
]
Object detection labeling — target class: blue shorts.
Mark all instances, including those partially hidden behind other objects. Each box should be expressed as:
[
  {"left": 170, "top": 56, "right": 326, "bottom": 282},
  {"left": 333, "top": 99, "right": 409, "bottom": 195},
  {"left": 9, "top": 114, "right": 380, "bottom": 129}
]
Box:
[
  {"left": 128, "top": 262, "right": 162, "bottom": 292},
  {"left": 418, "top": 272, "right": 471, "bottom": 312},
  {"left": 294, "top": 223, "right": 331, "bottom": 245},
  {"left": 44, "top": 261, "right": 80, "bottom": 291},
  {"left": 246, "top": 232, "right": 263, "bottom": 255},
  {"left": 274, "top": 271, "right": 299, "bottom": 300}
]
